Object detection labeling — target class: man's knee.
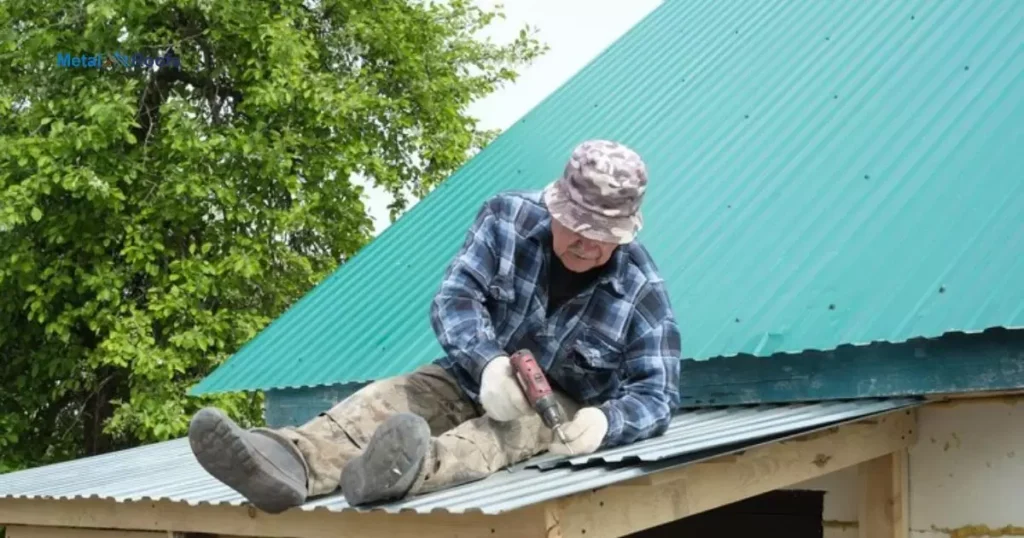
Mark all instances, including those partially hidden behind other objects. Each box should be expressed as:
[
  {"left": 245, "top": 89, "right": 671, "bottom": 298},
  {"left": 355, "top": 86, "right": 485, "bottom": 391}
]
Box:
[{"left": 318, "top": 375, "right": 407, "bottom": 443}]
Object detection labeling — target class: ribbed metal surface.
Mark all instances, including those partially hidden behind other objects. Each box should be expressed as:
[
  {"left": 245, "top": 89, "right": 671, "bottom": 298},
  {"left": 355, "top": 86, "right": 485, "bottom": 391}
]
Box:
[
  {"left": 193, "top": 0, "right": 1024, "bottom": 394},
  {"left": 527, "top": 397, "right": 915, "bottom": 469},
  {"left": 0, "top": 399, "right": 918, "bottom": 514}
]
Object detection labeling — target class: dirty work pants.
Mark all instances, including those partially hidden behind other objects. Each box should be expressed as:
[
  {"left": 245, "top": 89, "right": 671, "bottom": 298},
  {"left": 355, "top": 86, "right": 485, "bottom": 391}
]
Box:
[{"left": 276, "top": 364, "right": 580, "bottom": 497}]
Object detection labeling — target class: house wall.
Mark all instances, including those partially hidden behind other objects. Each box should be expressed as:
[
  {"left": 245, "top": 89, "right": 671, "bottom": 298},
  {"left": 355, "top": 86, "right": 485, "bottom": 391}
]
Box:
[{"left": 788, "top": 397, "right": 1024, "bottom": 537}]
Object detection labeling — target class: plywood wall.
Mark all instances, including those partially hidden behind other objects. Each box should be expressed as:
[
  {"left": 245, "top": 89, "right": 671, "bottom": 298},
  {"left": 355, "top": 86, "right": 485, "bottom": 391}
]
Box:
[{"left": 787, "top": 398, "right": 1024, "bottom": 538}]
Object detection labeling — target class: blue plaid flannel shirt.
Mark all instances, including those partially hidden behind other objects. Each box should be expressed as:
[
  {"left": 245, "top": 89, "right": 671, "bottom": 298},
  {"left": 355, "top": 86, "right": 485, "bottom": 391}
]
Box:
[{"left": 431, "top": 190, "right": 681, "bottom": 450}]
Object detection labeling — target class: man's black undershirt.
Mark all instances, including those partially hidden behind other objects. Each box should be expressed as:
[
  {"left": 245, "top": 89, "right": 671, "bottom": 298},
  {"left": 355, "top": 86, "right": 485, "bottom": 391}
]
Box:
[{"left": 546, "top": 244, "right": 605, "bottom": 316}]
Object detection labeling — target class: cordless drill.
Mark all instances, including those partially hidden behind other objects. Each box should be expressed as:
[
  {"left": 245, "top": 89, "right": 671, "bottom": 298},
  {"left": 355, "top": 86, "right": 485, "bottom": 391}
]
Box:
[{"left": 509, "top": 349, "right": 574, "bottom": 455}]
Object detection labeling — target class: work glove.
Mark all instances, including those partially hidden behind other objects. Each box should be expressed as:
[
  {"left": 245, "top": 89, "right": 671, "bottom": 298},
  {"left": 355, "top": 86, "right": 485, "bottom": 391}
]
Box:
[
  {"left": 479, "top": 355, "right": 533, "bottom": 422},
  {"left": 548, "top": 407, "right": 608, "bottom": 456}
]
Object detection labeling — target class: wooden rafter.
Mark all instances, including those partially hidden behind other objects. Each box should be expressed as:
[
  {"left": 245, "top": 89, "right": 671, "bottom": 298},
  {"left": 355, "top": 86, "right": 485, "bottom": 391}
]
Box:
[{"left": 0, "top": 408, "right": 917, "bottom": 538}]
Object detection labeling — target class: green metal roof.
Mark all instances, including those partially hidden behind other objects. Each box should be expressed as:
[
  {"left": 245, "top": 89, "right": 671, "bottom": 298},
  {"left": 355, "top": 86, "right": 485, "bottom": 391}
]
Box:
[{"left": 192, "top": 0, "right": 1024, "bottom": 395}]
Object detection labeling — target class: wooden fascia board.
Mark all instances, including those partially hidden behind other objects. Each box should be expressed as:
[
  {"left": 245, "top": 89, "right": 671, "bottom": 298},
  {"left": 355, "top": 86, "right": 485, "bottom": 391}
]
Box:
[
  {"left": 0, "top": 498, "right": 551, "bottom": 538},
  {"left": 5, "top": 527, "right": 172, "bottom": 538},
  {"left": 0, "top": 408, "right": 917, "bottom": 538}
]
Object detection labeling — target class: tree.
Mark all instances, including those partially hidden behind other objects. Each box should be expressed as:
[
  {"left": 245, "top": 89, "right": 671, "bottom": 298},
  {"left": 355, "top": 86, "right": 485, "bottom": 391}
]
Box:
[{"left": 0, "top": 0, "right": 545, "bottom": 473}]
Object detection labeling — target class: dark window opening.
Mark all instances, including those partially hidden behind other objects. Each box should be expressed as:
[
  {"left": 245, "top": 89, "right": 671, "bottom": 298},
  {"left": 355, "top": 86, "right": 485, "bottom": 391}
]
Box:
[{"left": 626, "top": 489, "right": 825, "bottom": 538}]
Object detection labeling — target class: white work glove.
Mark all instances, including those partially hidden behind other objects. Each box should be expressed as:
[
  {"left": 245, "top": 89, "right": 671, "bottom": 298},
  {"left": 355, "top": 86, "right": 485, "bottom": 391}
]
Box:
[
  {"left": 479, "top": 355, "right": 533, "bottom": 422},
  {"left": 549, "top": 407, "right": 609, "bottom": 456}
]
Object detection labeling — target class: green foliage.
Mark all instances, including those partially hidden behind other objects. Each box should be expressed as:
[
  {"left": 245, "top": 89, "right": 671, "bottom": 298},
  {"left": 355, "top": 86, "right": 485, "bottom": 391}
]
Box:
[{"left": 0, "top": 0, "right": 544, "bottom": 471}]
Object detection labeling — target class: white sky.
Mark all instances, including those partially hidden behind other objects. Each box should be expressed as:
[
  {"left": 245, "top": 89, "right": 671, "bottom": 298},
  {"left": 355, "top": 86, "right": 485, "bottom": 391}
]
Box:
[{"left": 358, "top": 0, "right": 664, "bottom": 234}]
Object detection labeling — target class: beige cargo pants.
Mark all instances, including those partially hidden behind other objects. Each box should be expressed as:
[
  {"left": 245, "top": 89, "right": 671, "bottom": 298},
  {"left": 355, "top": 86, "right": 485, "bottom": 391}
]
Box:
[{"left": 276, "top": 364, "right": 580, "bottom": 497}]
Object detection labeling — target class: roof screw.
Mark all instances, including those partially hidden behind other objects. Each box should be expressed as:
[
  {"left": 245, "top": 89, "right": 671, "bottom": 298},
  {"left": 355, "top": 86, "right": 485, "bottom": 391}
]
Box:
[
  {"left": 864, "top": 174, "right": 870, "bottom": 180},
  {"left": 964, "top": 65, "right": 970, "bottom": 71},
  {"left": 939, "top": 286, "right": 946, "bottom": 293},
  {"left": 828, "top": 304, "right": 836, "bottom": 311}
]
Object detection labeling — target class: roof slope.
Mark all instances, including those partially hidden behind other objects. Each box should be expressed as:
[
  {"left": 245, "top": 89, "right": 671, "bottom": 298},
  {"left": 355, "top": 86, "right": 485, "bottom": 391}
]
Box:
[
  {"left": 0, "top": 399, "right": 916, "bottom": 514},
  {"left": 193, "top": 0, "right": 1024, "bottom": 394}
]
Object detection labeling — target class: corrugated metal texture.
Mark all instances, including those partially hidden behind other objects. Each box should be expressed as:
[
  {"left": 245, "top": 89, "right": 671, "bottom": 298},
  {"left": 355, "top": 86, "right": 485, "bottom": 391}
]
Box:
[
  {"left": 192, "top": 0, "right": 1024, "bottom": 394},
  {"left": 0, "top": 398, "right": 918, "bottom": 514},
  {"left": 527, "top": 397, "right": 915, "bottom": 469}
]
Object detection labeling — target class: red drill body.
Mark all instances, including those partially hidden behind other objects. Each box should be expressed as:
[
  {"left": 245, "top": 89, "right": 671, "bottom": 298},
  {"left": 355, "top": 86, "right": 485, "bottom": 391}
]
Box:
[{"left": 509, "top": 349, "right": 573, "bottom": 454}]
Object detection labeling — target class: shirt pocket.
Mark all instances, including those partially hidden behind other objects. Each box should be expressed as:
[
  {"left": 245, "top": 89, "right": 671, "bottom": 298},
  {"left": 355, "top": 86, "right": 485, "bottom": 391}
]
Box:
[
  {"left": 566, "top": 329, "right": 624, "bottom": 399},
  {"left": 485, "top": 272, "right": 516, "bottom": 330},
  {"left": 487, "top": 272, "right": 515, "bottom": 303}
]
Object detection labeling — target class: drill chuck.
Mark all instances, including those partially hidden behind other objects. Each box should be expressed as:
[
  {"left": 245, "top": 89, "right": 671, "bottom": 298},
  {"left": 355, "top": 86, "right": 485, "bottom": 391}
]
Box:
[
  {"left": 535, "top": 395, "right": 567, "bottom": 430},
  {"left": 509, "top": 348, "right": 574, "bottom": 454}
]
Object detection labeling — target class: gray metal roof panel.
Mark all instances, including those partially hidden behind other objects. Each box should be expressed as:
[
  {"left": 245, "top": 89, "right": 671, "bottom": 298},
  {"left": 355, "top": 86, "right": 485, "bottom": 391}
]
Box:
[
  {"left": 0, "top": 398, "right": 919, "bottom": 515},
  {"left": 528, "top": 397, "right": 915, "bottom": 469}
]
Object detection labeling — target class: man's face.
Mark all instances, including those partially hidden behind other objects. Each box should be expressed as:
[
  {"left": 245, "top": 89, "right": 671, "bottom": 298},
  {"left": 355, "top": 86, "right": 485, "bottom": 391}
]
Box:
[{"left": 550, "top": 218, "right": 618, "bottom": 272}]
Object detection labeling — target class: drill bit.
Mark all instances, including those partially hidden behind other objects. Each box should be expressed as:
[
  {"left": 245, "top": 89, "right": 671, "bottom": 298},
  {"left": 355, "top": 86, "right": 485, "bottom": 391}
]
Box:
[{"left": 555, "top": 426, "right": 574, "bottom": 456}]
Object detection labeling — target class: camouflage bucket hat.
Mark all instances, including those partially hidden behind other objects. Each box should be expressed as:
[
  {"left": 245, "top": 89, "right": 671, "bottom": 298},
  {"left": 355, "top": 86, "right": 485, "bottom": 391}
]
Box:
[{"left": 543, "top": 139, "right": 648, "bottom": 244}]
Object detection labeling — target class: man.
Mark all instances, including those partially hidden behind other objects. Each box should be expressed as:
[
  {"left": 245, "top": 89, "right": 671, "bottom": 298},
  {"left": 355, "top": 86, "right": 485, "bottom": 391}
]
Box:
[{"left": 187, "top": 139, "right": 681, "bottom": 514}]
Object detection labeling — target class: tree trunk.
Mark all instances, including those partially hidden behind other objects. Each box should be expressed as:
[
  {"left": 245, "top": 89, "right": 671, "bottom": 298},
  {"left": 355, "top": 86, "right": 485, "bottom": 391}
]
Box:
[{"left": 81, "top": 367, "right": 121, "bottom": 456}]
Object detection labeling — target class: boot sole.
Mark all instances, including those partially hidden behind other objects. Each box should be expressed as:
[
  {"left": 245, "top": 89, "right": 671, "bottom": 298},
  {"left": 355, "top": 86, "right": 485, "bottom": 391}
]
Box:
[
  {"left": 188, "top": 408, "right": 305, "bottom": 514},
  {"left": 340, "top": 413, "right": 430, "bottom": 506}
]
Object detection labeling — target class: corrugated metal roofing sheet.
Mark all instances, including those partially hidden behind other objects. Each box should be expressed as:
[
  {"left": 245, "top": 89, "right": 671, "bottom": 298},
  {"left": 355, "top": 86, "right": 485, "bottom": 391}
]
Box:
[
  {"left": 526, "top": 397, "right": 914, "bottom": 469},
  {"left": 0, "top": 398, "right": 918, "bottom": 514},
  {"left": 192, "top": 0, "right": 1024, "bottom": 394}
]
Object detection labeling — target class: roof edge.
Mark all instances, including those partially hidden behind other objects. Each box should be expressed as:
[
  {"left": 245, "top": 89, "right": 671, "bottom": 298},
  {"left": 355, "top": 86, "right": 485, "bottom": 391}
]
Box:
[{"left": 188, "top": 325, "right": 1024, "bottom": 396}]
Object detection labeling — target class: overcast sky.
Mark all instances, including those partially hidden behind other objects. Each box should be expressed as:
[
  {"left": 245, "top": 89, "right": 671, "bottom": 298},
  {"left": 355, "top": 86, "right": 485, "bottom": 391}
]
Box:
[{"left": 358, "top": 0, "right": 663, "bottom": 234}]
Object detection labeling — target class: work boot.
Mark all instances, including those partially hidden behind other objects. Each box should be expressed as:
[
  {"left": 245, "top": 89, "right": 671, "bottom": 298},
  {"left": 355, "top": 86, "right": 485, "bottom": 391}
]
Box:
[
  {"left": 188, "top": 407, "right": 308, "bottom": 514},
  {"left": 340, "top": 412, "right": 430, "bottom": 506}
]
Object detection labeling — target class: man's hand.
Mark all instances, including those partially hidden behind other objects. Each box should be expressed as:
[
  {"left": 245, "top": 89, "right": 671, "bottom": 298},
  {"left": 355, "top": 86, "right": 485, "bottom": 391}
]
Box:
[
  {"left": 479, "top": 355, "right": 533, "bottom": 421},
  {"left": 549, "top": 407, "right": 609, "bottom": 456}
]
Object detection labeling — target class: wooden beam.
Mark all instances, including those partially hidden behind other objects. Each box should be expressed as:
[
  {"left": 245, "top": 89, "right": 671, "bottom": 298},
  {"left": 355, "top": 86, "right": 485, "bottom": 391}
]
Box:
[
  {"left": 926, "top": 390, "right": 1024, "bottom": 404},
  {"left": 545, "top": 408, "right": 917, "bottom": 538},
  {"left": 0, "top": 497, "right": 552, "bottom": 538},
  {"left": 5, "top": 527, "right": 168, "bottom": 538},
  {"left": 857, "top": 450, "right": 909, "bottom": 538},
  {"left": 4, "top": 529, "right": 254, "bottom": 538}
]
